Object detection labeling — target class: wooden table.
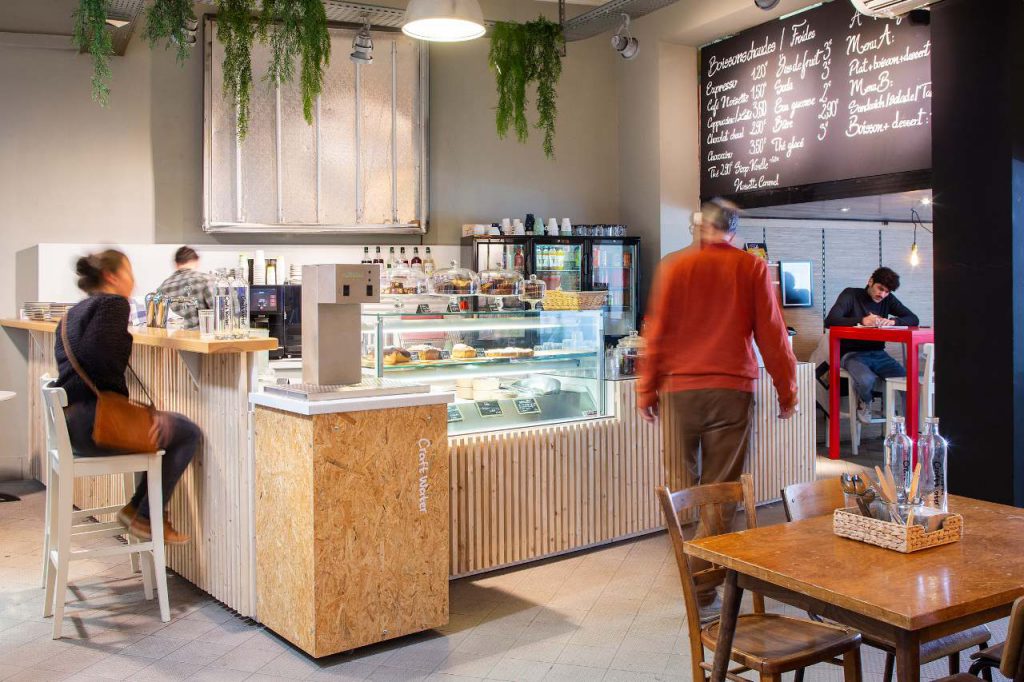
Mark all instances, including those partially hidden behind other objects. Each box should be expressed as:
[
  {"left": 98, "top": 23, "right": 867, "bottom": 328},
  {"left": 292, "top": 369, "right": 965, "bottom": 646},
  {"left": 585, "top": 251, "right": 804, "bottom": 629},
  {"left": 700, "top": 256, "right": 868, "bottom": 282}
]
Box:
[
  {"left": 828, "top": 326, "right": 934, "bottom": 460},
  {"left": 685, "top": 496, "right": 1024, "bottom": 682}
]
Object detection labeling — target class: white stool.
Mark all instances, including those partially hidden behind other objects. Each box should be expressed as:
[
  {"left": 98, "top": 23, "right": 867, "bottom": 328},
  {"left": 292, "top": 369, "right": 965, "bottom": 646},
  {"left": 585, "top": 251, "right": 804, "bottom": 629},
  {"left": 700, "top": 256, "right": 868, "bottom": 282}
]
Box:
[
  {"left": 39, "top": 379, "right": 170, "bottom": 639},
  {"left": 0, "top": 392, "right": 19, "bottom": 503},
  {"left": 838, "top": 368, "right": 886, "bottom": 456},
  {"left": 886, "top": 343, "right": 936, "bottom": 435}
]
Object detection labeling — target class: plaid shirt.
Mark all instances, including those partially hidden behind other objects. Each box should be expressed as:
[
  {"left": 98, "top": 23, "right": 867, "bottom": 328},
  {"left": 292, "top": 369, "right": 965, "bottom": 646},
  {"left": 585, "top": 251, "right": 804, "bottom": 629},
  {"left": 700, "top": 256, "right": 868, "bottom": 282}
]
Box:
[{"left": 156, "top": 268, "right": 216, "bottom": 330}]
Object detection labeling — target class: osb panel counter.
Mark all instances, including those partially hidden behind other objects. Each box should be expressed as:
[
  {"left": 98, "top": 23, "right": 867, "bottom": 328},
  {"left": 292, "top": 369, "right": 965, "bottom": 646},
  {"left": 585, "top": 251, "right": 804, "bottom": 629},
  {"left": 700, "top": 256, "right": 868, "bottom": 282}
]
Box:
[
  {"left": 2, "top": 319, "right": 271, "bottom": 617},
  {"left": 252, "top": 395, "right": 451, "bottom": 658}
]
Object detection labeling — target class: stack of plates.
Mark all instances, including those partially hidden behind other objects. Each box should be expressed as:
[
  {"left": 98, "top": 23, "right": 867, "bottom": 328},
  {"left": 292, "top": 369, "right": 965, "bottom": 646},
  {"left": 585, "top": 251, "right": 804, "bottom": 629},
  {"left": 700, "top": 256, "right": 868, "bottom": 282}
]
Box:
[
  {"left": 49, "top": 303, "right": 74, "bottom": 321},
  {"left": 22, "top": 302, "right": 50, "bottom": 320}
]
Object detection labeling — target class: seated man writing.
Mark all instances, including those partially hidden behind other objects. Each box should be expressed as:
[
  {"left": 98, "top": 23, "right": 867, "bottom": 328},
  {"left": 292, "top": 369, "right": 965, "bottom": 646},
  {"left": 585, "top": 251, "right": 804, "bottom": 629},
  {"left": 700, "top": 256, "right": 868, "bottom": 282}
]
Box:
[{"left": 824, "top": 267, "right": 919, "bottom": 423}]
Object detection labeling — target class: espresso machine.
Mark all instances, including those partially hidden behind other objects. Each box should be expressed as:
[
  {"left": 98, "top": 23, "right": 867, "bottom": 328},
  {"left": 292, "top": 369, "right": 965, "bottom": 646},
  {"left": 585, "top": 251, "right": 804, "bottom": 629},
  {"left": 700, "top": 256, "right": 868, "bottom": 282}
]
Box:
[{"left": 250, "top": 284, "right": 302, "bottom": 360}]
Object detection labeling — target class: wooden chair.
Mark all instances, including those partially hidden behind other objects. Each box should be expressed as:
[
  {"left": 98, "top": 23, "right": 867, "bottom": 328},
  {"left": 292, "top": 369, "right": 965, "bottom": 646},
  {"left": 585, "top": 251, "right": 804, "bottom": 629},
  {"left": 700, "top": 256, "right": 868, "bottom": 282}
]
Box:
[
  {"left": 659, "top": 474, "right": 863, "bottom": 682},
  {"left": 949, "top": 595, "right": 1024, "bottom": 682},
  {"left": 781, "top": 478, "right": 992, "bottom": 682}
]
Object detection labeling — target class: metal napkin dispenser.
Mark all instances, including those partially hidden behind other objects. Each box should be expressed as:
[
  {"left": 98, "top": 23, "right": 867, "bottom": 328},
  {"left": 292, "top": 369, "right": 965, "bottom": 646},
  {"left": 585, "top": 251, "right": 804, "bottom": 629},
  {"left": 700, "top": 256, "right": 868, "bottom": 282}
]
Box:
[{"left": 302, "top": 264, "right": 380, "bottom": 386}]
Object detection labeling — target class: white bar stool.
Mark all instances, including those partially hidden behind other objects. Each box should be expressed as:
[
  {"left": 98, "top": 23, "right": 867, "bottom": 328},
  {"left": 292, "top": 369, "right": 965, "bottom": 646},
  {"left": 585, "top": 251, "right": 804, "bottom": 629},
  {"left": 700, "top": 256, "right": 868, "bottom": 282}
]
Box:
[
  {"left": 39, "top": 379, "right": 170, "bottom": 639},
  {"left": 886, "top": 343, "right": 936, "bottom": 435},
  {"left": 837, "top": 369, "right": 886, "bottom": 456},
  {"left": 0, "top": 391, "right": 19, "bottom": 503}
]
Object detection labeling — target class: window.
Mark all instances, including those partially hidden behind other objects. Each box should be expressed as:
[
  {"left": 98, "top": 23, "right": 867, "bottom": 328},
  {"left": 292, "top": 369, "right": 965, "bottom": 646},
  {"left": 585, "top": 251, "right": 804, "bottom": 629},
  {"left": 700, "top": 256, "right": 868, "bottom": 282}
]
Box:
[{"left": 203, "top": 19, "right": 428, "bottom": 233}]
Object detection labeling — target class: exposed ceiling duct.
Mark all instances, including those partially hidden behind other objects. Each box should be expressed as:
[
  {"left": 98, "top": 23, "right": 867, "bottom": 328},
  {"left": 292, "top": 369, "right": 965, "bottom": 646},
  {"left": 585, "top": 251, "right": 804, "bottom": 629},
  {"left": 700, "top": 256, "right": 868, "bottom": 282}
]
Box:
[{"left": 561, "top": 0, "right": 680, "bottom": 42}]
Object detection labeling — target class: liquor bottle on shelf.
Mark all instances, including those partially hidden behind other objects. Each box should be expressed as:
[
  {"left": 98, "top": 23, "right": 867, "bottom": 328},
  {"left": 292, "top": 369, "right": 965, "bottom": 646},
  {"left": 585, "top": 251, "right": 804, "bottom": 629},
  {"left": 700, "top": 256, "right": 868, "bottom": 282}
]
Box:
[
  {"left": 514, "top": 246, "right": 525, "bottom": 273},
  {"left": 423, "top": 247, "right": 435, "bottom": 274},
  {"left": 361, "top": 247, "right": 371, "bottom": 264},
  {"left": 399, "top": 246, "right": 409, "bottom": 266},
  {"left": 388, "top": 246, "right": 397, "bottom": 268},
  {"left": 373, "top": 246, "right": 384, "bottom": 264},
  {"left": 411, "top": 247, "right": 422, "bottom": 268}
]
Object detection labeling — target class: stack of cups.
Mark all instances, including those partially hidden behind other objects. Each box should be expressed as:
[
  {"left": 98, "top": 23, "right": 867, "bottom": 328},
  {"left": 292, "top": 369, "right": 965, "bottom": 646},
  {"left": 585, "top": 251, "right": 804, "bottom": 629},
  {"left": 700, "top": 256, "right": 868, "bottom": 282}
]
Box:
[{"left": 547, "top": 218, "right": 559, "bottom": 236}]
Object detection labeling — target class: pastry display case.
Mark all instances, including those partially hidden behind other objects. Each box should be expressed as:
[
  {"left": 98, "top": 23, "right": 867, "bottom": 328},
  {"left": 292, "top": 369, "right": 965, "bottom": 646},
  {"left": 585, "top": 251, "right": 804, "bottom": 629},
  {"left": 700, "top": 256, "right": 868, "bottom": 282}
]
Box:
[{"left": 361, "top": 310, "right": 607, "bottom": 434}]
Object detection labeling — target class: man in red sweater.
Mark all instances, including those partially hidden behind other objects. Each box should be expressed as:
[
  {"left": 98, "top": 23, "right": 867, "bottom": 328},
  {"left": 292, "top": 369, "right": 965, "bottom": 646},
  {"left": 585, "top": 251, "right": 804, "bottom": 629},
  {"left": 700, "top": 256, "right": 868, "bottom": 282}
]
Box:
[{"left": 639, "top": 198, "right": 798, "bottom": 618}]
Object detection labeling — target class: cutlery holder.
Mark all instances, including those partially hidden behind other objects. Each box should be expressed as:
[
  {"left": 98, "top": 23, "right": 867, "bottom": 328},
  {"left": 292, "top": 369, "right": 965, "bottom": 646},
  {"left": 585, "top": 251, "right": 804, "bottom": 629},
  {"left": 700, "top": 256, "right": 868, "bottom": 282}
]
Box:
[{"left": 833, "top": 507, "right": 963, "bottom": 553}]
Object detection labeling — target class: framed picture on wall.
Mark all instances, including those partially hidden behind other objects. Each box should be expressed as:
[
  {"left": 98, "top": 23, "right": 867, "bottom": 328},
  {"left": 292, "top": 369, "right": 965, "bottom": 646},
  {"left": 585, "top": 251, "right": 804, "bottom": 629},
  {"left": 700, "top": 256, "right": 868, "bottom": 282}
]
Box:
[{"left": 780, "top": 261, "right": 813, "bottom": 307}]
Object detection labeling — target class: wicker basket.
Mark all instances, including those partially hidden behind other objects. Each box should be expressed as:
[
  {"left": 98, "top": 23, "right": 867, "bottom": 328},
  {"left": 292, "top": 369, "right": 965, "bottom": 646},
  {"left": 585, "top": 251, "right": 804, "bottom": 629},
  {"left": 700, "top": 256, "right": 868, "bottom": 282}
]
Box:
[
  {"left": 542, "top": 290, "right": 608, "bottom": 311},
  {"left": 833, "top": 507, "right": 963, "bottom": 553}
]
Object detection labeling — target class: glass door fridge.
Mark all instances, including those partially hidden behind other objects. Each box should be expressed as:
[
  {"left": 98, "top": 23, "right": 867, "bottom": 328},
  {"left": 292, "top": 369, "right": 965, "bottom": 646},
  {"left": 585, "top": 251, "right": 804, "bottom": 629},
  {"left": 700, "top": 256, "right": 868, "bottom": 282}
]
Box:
[
  {"left": 588, "top": 237, "right": 641, "bottom": 338},
  {"left": 532, "top": 238, "right": 584, "bottom": 292},
  {"left": 463, "top": 237, "right": 531, "bottom": 277}
]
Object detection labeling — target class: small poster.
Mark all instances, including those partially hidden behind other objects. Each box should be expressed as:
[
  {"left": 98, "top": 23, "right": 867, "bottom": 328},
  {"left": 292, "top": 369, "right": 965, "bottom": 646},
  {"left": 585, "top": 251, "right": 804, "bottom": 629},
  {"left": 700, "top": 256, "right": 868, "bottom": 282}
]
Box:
[
  {"left": 744, "top": 242, "right": 769, "bottom": 260},
  {"left": 513, "top": 398, "right": 541, "bottom": 415},
  {"left": 447, "top": 404, "right": 463, "bottom": 423},
  {"left": 476, "top": 400, "right": 504, "bottom": 418}
]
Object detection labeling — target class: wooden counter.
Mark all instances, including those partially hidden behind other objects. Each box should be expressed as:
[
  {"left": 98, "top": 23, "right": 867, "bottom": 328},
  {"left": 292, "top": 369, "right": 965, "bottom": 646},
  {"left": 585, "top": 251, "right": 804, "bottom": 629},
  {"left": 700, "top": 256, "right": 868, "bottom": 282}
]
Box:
[{"left": 1, "top": 319, "right": 278, "bottom": 354}]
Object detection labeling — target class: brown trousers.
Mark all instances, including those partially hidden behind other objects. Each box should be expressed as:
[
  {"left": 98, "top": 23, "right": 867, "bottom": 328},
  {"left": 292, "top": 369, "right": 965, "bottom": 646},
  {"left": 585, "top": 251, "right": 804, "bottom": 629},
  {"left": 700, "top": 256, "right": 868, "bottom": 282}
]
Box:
[{"left": 662, "top": 388, "right": 754, "bottom": 606}]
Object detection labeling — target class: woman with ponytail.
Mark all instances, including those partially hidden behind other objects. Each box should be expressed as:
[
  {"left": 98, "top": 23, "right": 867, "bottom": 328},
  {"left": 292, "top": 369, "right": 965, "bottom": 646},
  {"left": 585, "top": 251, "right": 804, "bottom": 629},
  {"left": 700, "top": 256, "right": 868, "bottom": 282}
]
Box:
[{"left": 54, "top": 250, "right": 199, "bottom": 544}]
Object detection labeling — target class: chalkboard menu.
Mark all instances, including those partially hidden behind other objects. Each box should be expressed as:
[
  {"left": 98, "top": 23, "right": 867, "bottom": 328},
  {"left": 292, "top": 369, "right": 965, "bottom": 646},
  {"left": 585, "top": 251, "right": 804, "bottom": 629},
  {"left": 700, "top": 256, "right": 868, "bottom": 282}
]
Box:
[{"left": 700, "top": 0, "right": 931, "bottom": 199}]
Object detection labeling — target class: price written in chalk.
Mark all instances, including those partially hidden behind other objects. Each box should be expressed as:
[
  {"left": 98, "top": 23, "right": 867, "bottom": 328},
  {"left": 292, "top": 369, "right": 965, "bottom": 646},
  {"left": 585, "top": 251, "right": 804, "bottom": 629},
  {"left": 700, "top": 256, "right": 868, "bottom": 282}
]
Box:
[
  {"left": 475, "top": 400, "right": 504, "bottom": 418},
  {"left": 513, "top": 398, "right": 541, "bottom": 415},
  {"left": 447, "top": 404, "right": 463, "bottom": 423}
]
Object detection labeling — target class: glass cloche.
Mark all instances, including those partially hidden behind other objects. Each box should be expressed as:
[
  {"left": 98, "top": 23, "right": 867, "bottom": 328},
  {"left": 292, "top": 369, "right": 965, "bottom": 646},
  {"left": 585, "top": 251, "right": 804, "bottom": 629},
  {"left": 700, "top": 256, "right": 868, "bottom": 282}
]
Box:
[
  {"left": 515, "top": 274, "right": 547, "bottom": 304},
  {"left": 612, "top": 331, "right": 646, "bottom": 378},
  {"left": 479, "top": 268, "right": 523, "bottom": 297},
  {"left": 383, "top": 263, "right": 429, "bottom": 296},
  {"left": 428, "top": 260, "right": 479, "bottom": 296}
]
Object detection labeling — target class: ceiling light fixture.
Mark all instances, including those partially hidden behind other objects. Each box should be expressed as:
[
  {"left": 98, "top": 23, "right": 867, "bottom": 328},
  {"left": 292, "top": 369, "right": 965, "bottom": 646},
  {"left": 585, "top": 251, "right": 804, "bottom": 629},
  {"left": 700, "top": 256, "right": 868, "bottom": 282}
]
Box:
[
  {"left": 755, "top": 0, "right": 781, "bottom": 9},
  {"left": 351, "top": 16, "right": 374, "bottom": 64},
  {"left": 909, "top": 207, "right": 932, "bottom": 268},
  {"left": 611, "top": 14, "right": 639, "bottom": 60},
  {"left": 402, "top": 0, "right": 486, "bottom": 42}
]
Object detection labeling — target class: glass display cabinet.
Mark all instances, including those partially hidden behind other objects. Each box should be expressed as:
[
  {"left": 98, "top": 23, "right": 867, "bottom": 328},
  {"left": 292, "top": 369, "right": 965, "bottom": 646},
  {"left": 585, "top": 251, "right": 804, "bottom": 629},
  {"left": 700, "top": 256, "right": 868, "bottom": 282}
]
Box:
[{"left": 361, "top": 310, "right": 607, "bottom": 434}]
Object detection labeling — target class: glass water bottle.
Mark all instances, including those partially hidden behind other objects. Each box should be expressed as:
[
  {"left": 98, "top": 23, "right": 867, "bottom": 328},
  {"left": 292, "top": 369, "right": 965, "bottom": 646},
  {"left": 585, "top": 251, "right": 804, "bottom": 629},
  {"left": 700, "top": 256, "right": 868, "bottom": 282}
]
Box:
[
  {"left": 884, "top": 416, "right": 914, "bottom": 503},
  {"left": 213, "top": 269, "right": 233, "bottom": 339},
  {"left": 230, "top": 269, "right": 250, "bottom": 338},
  {"left": 918, "top": 417, "right": 949, "bottom": 511}
]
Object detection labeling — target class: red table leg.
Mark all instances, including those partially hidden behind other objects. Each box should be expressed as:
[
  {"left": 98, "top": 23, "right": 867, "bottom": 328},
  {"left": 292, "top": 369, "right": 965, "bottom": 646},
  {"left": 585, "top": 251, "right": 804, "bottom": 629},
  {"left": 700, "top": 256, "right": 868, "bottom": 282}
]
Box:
[
  {"left": 906, "top": 338, "right": 920, "bottom": 467},
  {"left": 829, "top": 334, "right": 841, "bottom": 460}
]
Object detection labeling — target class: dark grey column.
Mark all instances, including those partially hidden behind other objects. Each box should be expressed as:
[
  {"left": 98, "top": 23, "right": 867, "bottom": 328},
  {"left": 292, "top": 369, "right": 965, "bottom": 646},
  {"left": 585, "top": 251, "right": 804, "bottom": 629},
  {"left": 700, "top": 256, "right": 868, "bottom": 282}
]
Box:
[{"left": 931, "top": 0, "right": 1024, "bottom": 506}]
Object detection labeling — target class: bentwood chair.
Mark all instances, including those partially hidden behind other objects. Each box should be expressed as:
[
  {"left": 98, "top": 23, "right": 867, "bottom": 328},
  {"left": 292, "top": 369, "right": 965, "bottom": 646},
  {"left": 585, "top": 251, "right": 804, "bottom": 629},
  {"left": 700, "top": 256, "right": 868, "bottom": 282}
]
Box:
[
  {"left": 935, "top": 597, "right": 1024, "bottom": 682},
  {"left": 659, "top": 474, "right": 863, "bottom": 682},
  {"left": 781, "top": 478, "right": 992, "bottom": 682},
  {"left": 40, "top": 379, "right": 170, "bottom": 639}
]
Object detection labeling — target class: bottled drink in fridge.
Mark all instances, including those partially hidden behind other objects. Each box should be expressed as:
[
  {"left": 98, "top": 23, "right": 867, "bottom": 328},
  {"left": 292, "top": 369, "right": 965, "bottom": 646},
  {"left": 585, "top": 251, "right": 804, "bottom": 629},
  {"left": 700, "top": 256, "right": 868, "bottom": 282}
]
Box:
[
  {"left": 213, "top": 269, "right": 233, "bottom": 339},
  {"left": 514, "top": 246, "right": 525, "bottom": 273},
  {"left": 918, "top": 417, "right": 948, "bottom": 511},
  {"left": 884, "top": 417, "right": 914, "bottom": 503}
]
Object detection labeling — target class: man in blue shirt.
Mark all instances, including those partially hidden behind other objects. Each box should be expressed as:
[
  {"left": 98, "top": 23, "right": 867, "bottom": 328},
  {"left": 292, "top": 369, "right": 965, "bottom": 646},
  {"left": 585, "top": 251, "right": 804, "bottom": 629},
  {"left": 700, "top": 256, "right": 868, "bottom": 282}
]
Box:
[{"left": 824, "top": 267, "right": 919, "bottom": 423}]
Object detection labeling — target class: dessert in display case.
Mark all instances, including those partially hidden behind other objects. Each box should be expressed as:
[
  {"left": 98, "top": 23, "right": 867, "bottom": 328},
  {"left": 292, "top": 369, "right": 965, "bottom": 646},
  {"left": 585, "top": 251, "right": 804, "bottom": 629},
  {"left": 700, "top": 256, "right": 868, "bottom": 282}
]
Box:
[
  {"left": 361, "top": 310, "right": 607, "bottom": 434},
  {"left": 428, "top": 261, "right": 480, "bottom": 296},
  {"left": 515, "top": 274, "right": 546, "bottom": 309},
  {"left": 478, "top": 267, "right": 523, "bottom": 310}
]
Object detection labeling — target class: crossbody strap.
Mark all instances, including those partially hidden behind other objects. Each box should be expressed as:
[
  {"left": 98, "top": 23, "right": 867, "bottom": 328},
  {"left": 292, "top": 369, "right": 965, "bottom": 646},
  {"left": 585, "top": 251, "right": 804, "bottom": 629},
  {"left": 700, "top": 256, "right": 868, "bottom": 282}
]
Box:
[{"left": 60, "top": 318, "right": 155, "bottom": 408}]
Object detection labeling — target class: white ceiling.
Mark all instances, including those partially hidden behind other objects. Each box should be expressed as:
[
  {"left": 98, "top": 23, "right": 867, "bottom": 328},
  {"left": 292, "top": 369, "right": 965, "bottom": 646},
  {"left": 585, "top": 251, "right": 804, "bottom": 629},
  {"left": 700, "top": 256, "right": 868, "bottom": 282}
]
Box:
[{"left": 743, "top": 189, "right": 934, "bottom": 223}]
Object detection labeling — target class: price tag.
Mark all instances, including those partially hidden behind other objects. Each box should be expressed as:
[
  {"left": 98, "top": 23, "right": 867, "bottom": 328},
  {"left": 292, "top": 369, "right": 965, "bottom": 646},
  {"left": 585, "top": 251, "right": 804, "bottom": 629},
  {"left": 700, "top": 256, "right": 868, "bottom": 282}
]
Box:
[
  {"left": 447, "top": 301, "right": 460, "bottom": 313},
  {"left": 408, "top": 351, "right": 421, "bottom": 362},
  {"left": 476, "top": 400, "right": 504, "bottom": 418},
  {"left": 439, "top": 350, "right": 451, "bottom": 360},
  {"left": 447, "top": 404, "right": 463, "bottom": 423},
  {"left": 474, "top": 348, "right": 486, "bottom": 358},
  {"left": 513, "top": 398, "right": 541, "bottom": 415},
  {"left": 416, "top": 304, "right": 431, "bottom": 314}
]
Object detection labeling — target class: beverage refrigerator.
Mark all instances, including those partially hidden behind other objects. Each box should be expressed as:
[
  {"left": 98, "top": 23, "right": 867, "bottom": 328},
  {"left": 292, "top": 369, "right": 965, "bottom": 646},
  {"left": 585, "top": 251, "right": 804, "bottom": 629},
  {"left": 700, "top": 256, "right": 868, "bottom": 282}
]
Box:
[{"left": 462, "top": 235, "right": 641, "bottom": 339}]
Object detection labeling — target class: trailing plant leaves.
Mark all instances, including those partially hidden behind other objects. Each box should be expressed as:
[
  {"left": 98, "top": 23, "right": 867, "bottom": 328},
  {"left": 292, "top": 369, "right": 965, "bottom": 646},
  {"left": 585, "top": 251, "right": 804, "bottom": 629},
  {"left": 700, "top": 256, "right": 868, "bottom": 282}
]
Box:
[
  {"left": 217, "top": 0, "right": 257, "bottom": 139},
  {"left": 488, "top": 17, "right": 564, "bottom": 159},
  {"left": 260, "top": 0, "right": 331, "bottom": 125},
  {"left": 143, "top": 0, "right": 197, "bottom": 65},
  {"left": 73, "top": 0, "right": 114, "bottom": 106}
]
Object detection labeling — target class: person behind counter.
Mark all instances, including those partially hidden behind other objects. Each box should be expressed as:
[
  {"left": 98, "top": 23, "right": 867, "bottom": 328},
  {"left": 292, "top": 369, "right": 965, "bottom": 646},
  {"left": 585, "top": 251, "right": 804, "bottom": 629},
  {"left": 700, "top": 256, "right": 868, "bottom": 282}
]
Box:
[
  {"left": 824, "top": 266, "right": 919, "bottom": 423},
  {"left": 155, "top": 246, "right": 215, "bottom": 330},
  {"left": 55, "top": 249, "right": 201, "bottom": 544},
  {"left": 638, "top": 198, "right": 797, "bottom": 621}
]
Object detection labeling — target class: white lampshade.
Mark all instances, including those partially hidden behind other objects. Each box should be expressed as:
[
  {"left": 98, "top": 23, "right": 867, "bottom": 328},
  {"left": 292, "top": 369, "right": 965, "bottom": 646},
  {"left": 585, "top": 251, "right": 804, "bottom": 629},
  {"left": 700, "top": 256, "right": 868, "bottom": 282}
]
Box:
[{"left": 402, "top": 0, "right": 486, "bottom": 42}]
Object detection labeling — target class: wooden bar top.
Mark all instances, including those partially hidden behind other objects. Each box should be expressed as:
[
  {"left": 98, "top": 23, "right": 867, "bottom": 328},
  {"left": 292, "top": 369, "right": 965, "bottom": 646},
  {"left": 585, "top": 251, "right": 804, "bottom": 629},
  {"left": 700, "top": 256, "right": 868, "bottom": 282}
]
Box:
[
  {"left": 1, "top": 318, "right": 278, "bottom": 355},
  {"left": 685, "top": 495, "right": 1024, "bottom": 631}
]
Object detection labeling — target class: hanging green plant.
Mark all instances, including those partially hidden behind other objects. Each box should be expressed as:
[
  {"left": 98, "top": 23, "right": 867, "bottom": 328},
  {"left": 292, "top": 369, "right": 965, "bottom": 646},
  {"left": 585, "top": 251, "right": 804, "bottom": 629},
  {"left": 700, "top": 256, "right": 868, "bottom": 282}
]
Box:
[
  {"left": 73, "top": 0, "right": 114, "bottom": 106},
  {"left": 488, "top": 16, "right": 564, "bottom": 159},
  {"left": 217, "top": 0, "right": 258, "bottom": 139},
  {"left": 259, "top": 0, "right": 331, "bottom": 125},
  {"left": 143, "top": 0, "right": 198, "bottom": 65}
]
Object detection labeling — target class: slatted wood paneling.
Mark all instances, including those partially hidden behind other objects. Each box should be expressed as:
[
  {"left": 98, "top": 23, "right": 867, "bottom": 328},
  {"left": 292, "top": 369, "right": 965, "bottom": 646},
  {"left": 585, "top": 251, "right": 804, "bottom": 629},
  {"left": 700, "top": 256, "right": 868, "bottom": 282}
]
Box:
[
  {"left": 448, "top": 367, "right": 816, "bottom": 577},
  {"left": 24, "top": 331, "right": 258, "bottom": 618}
]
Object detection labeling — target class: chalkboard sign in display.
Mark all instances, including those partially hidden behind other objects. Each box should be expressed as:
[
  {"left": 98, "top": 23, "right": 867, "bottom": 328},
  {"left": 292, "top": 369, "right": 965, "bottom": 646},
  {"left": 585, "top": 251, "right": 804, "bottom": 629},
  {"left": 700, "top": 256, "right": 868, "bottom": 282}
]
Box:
[
  {"left": 476, "top": 400, "right": 504, "bottom": 418},
  {"left": 700, "top": 0, "right": 931, "bottom": 199},
  {"left": 513, "top": 398, "right": 542, "bottom": 415},
  {"left": 447, "top": 404, "right": 463, "bottom": 423}
]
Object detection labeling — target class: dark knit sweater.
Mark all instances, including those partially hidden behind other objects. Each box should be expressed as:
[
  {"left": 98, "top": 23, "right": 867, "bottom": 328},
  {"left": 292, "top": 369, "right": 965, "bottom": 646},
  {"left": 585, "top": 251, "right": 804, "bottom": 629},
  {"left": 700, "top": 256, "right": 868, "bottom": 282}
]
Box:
[{"left": 55, "top": 294, "right": 132, "bottom": 406}]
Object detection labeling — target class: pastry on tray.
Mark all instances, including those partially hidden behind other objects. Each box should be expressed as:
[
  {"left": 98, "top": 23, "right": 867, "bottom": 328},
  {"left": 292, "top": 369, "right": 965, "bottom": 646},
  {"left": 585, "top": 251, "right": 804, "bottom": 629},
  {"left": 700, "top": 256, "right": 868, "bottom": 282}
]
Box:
[
  {"left": 452, "top": 343, "right": 477, "bottom": 359},
  {"left": 408, "top": 344, "right": 442, "bottom": 361},
  {"left": 382, "top": 346, "right": 412, "bottom": 365},
  {"left": 484, "top": 347, "right": 534, "bottom": 359}
]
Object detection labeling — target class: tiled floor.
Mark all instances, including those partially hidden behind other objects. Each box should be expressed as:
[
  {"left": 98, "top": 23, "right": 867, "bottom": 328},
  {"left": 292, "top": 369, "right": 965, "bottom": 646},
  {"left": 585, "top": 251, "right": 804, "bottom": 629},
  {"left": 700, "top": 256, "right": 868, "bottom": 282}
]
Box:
[{"left": 0, "top": 479, "right": 1008, "bottom": 682}]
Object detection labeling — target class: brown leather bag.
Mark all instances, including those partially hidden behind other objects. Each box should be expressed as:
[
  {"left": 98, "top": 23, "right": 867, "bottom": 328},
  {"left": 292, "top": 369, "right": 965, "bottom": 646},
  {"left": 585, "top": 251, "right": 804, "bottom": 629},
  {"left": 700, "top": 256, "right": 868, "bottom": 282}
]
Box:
[{"left": 60, "top": 320, "right": 158, "bottom": 453}]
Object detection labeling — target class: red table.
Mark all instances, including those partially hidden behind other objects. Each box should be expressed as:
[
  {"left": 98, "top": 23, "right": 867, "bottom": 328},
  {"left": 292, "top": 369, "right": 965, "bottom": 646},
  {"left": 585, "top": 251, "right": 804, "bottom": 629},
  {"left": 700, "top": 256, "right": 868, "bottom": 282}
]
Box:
[{"left": 828, "top": 326, "right": 934, "bottom": 461}]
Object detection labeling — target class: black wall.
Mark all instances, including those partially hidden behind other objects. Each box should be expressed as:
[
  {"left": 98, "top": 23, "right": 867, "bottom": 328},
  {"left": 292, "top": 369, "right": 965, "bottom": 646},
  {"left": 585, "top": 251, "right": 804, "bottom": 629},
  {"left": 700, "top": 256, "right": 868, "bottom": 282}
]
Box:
[{"left": 932, "top": 0, "right": 1024, "bottom": 506}]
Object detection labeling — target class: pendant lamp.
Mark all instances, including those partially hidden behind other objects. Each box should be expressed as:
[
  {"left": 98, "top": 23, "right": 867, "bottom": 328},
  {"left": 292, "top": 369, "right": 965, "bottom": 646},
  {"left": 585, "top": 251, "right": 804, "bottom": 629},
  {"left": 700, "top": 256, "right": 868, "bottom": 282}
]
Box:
[{"left": 402, "top": 0, "right": 486, "bottom": 42}]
